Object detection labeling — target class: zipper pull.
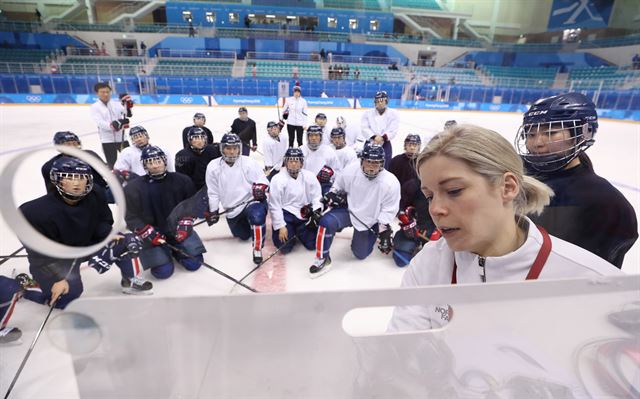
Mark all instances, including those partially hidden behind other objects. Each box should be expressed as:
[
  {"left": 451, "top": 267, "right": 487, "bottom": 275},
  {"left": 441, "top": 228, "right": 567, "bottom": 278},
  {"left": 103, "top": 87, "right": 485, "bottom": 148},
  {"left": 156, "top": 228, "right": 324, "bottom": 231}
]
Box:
[{"left": 478, "top": 256, "right": 486, "bottom": 283}]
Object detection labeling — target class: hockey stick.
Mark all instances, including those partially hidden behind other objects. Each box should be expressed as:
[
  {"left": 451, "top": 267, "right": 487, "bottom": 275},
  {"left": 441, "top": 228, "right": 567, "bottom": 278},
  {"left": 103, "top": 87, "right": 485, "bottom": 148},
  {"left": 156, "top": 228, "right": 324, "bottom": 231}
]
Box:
[
  {"left": 0, "top": 246, "right": 25, "bottom": 266},
  {"left": 159, "top": 240, "right": 258, "bottom": 293},
  {"left": 229, "top": 233, "right": 298, "bottom": 293},
  {"left": 0, "top": 255, "right": 27, "bottom": 259},
  {"left": 193, "top": 197, "right": 254, "bottom": 227},
  {"left": 3, "top": 258, "right": 79, "bottom": 399},
  {"left": 346, "top": 209, "right": 412, "bottom": 266}
]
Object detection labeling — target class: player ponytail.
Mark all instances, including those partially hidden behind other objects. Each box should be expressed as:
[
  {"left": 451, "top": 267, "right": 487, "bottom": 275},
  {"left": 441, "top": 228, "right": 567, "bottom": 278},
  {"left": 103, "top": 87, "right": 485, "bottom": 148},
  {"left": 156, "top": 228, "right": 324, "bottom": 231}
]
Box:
[{"left": 417, "top": 124, "right": 553, "bottom": 218}]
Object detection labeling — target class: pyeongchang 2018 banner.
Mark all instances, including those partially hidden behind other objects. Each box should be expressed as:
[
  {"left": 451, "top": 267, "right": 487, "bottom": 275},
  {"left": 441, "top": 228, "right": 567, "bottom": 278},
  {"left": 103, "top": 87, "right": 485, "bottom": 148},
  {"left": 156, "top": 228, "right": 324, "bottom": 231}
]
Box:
[{"left": 547, "top": 0, "right": 613, "bottom": 31}]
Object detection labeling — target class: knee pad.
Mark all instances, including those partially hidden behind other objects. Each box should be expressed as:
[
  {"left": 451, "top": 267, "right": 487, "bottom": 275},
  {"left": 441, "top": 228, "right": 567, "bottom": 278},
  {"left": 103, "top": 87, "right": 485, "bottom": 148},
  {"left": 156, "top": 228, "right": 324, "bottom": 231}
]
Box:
[
  {"left": 351, "top": 246, "right": 372, "bottom": 260},
  {"left": 150, "top": 262, "right": 174, "bottom": 279},
  {"left": 393, "top": 251, "right": 412, "bottom": 267},
  {"left": 179, "top": 255, "right": 202, "bottom": 271}
]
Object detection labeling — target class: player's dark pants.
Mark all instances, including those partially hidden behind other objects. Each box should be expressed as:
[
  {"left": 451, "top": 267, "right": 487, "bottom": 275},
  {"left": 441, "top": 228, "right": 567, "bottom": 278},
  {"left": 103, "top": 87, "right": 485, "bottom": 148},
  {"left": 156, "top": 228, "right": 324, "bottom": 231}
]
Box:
[
  {"left": 287, "top": 125, "right": 304, "bottom": 147},
  {"left": 382, "top": 140, "right": 392, "bottom": 170},
  {"left": 242, "top": 144, "right": 250, "bottom": 157},
  {"left": 102, "top": 140, "right": 130, "bottom": 168},
  {"left": 0, "top": 276, "right": 20, "bottom": 329},
  {"left": 227, "top": 201, "right": 267, "bottom": 251},
  {"left": 24, "top": 256, "right": 137, "bottom": 309},
  {"left": 392, "top": 231, "right": 420, "bottom": 267},
  {"left": 315, "top": 208, "right": 377, "bottom": 260},
  {"left": 271, "top": 210, "right": 317, "bottom": 254},
  {"left": 138, "top": 232, "right": 206, "bottom": 279}
]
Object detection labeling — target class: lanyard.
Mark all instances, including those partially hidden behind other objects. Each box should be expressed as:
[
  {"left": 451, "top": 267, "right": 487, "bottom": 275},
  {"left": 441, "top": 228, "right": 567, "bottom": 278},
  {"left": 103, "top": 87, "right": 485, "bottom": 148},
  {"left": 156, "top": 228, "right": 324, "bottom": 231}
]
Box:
[{"left": 451, "top": 225, "right": 552, "bottom": 284}]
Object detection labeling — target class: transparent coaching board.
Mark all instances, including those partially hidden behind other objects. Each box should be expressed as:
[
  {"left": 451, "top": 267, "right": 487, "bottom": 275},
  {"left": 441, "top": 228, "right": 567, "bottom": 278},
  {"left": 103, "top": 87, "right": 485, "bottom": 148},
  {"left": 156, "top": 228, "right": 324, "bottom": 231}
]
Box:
[{"left": 14, "top": 275, "right": 640, "bottom": 398}]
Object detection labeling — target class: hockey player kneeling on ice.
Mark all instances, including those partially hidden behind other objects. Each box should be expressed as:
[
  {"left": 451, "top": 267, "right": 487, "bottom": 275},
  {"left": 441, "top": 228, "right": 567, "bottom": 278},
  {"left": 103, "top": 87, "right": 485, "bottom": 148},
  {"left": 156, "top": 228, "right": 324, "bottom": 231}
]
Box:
[
  {"left": 182, "top": 112, "right": 214, "bottom": 150},
  {"left": 205, "top": 133, "right": 269, "bottom": 264},
  {"left": 310, "top": 144, "right": 400, "bottom": 278},
  {"left": 114, "top": 125, "right": 175, "bottom": 177},
  {"left": 19, "top": 157, "right": 151, "bottom": 308},
  {"left": 301, "top": 125, "right": 339, "bottom": 195},
  {"left": 41, "top": 131, "right": 108, "bottom": 194},
  {"left": 330, "top": 127, "right": 358, "bottom": 170},
  {"left": 124, "top": 146, "right": 205, "bottom": 279},
  {"left": 393, "top": 177, "right": 441, "bottom": 267},
  {"left": 262, "top": 121, "right": 288, "bottom": 181},
  {"left": 315, "top": 113, "right": 331, "bottom": 145},
  {"left": 175, "top": 127, "right": 221, "bottom": 190},
  {"left": 389, "top": 134, "right": 421, "bottom": 187},
  {"left": 269, "top": 148, "right": 323, "bottom": 254}
]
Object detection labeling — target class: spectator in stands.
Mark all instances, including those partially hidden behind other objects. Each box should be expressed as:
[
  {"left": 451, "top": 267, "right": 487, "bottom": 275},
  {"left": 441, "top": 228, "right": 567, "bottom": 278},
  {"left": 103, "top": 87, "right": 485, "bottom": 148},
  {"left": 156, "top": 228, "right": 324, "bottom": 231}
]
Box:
[
  {"left": 35, "top": 8, "right": 41, "bottom": 24},
  {"left": 244, "top": 15, "right": 251, "bottom": 29},
  {"left": 252, "top": 64, "right": 257, "bottom": 78},
  {"left": 189, "top": 22, "right": 195, "bottom": 37},
  {"left": 328, "top": 65, "right": 334, "bottom": 80},
  {"left": 140, "top": 41, "right": 147, "bottom": 57},
  {"left": 230, "top": 107, "right": 257, "bottom": 156},
  {"left": 100, "top": 42, "right": 107, "bottom": 56},
  {"left": 320, "top": 48, "right": 326, "bottom": 62},
  {"left": 354, "top": 67, "right": 360, "bottom": 80},
  {"left": 327, "top": 52, "right": 333, "bottom": 64},
  {"left": 633, "top": 54, "right": 640, "bottom": 70},
  {"left": 282, "top": 86, "right": 308, "bottom": 147},
  {"left": 292, "top": 65, "right": 299, "bottom": 79},
  {"left": 91, "top": 40, "right": 99, "bottom": 55},
  {"left": 345, "top": 64, "right": 350, "bottom": 79}
]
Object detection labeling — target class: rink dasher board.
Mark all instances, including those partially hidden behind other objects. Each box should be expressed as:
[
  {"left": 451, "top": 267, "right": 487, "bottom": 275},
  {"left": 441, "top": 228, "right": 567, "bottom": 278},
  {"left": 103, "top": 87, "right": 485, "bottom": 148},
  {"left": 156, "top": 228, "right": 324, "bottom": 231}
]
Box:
[{"left": 59, "top": 275, "right": 639, "bottom": 398}]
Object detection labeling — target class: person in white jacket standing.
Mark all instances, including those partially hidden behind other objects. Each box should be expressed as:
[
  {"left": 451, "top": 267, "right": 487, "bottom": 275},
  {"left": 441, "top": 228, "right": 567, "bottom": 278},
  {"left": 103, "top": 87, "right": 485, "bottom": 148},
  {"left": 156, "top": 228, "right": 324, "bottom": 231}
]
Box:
[
  {"left": 113, "top": 125, "right": 175, "bottom": 177},
  {"left": 282, "top": 86, "right": 308, "bottom": 147},
  {"left": 361, "top": 91, "right": 399, "bottom": 169},
  {"left": 310, "top": 144, "right": 401, "bottom": 278},
  {"left": 387, "top": 124, "right": 623, "bottom": 333},
  {"left": 268, "top": 147, "right": 323, "bottom": 254},
  {"left": 89, "top": 82, "right": 133, "bottom": 168},
  {"left": 205, "top": 133, "right": 270, "bottom": 264}
]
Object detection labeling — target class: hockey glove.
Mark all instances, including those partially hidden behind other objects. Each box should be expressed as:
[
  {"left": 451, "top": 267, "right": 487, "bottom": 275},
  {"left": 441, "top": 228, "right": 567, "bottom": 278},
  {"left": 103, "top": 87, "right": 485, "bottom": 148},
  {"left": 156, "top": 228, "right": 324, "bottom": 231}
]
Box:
[
  {"left": 88, "top": 249, "right": 113, "bottom": 274},
  {"left": 377, "top": 225, "right": 393, "bottom": 255},
  {"left": 398, "top": 207, "right": 418, "bottom": 240},
  {"left": 301, "top": 204, "right": 322, "bottom": 228},
  {"left": 175, "top": 217, "right": 194, "bottom": 243},
  {"left": 317, "top": 165, "right": 334, "bottom": 184},
  {"left": 120, "top": 93, "right": 134, "bottom": 109},
  {"left": 204, "top": 210, "right": 219, "bottom": 226},
  {"left": 252, "top": 182, "right": 269, "bottom": 201},
  {"left": 111, "top": 118, "right": 130, "bottom": 131},
  {"left": 282, "top": 111, "right": 289, "bottom": 120},
  {"left": 136, "top": 224, "right": 166, "bottom": 246},
  {"left": 322, "top": 190, "right": 347, "bottom": 209},
  {"left": 277, "top": 120, "right": 285, "bottom": 130}
]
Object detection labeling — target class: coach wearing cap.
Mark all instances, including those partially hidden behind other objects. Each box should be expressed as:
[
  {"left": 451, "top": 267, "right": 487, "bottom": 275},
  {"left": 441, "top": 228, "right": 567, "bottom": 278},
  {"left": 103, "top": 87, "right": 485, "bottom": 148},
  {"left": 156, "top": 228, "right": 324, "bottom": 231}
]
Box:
[
  {"left": 282, "top": 86, "right": 308, "bottom": 147},
  {"left": 230, "top": 106, "right": 257, "bottom": 156}
]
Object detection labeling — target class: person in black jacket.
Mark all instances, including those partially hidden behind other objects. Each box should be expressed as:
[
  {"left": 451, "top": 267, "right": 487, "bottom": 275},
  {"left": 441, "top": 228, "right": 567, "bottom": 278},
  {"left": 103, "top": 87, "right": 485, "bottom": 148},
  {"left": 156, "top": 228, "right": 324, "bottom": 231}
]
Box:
[
  {"left": 515, "top": 92, "right": 638, "bottom": 268},
  {"left": 230, "top": 107, "right": 257, "bottom": 156},
  {"left": 175, "top": 127, "right": 221, "bottom": 190},
  {"left": 182, "top": 113, "right": 214, "bottom": 149},
  {"left": 388, "top": 134, "right": 421, "bottom": 188},
  {"left": 125, "top": 146, "right": 206, "bottom": 279}
]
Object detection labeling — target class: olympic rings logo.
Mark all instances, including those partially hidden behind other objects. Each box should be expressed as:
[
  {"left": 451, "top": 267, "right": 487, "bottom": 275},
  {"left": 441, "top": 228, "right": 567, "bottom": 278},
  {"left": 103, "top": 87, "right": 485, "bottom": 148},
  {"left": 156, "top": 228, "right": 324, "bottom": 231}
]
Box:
[
  {"left": 26, "top": 95, "right": 42, "bottom": 103},
  {"left": 180, "top": 97, "right": 193, "bottom": 104}
]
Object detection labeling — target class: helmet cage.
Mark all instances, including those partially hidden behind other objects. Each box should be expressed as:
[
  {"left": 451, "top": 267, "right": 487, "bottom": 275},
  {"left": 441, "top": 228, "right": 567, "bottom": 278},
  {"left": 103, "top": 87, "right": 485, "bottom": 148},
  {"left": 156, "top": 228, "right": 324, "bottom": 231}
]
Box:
[{"left": 50, "top": 170, "right": 94, "bottom": 200}]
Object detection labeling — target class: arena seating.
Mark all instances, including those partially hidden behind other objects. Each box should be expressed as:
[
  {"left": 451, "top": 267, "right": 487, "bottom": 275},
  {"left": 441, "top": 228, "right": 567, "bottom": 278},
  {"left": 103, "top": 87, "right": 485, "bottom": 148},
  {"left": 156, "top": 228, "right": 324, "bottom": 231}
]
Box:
[
  {"left": 410, "top": 67, "right": 483, "bottom": 85},
  {"left": 391, "top": 0, "right": 441, "bottom": 10},
  {"left": 153, "top": 59, "right": 235, "bottom": 76},
  {"left": 568, "top": 66, "right": 639, "bottom": 89},
  {"left": 481, "top": 65, "right": 558, "bottom": 87},
  {"left": 246, "top": 61, "right": 322, "bottom": 79},
  {"left": 59, "top": 57, "right": 143, "bottom": 75}
]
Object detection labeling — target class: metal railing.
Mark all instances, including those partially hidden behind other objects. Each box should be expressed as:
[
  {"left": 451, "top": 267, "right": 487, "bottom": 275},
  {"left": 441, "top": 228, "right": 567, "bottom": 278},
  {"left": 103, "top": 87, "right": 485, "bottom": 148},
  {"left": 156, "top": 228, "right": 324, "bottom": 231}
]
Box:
[
  {"left": 246, "top": 51, "right": 401, "bottom": 65},
  {"left": 156, "top": 49, "right": 237, "bottom": 60}
]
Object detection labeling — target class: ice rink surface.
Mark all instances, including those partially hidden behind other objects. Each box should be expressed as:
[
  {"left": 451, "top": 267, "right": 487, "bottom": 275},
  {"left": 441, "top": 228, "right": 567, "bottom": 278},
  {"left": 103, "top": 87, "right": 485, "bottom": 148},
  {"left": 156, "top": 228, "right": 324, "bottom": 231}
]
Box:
[{"left": 0, "top": 104, "right": 638, "bottom": 397}]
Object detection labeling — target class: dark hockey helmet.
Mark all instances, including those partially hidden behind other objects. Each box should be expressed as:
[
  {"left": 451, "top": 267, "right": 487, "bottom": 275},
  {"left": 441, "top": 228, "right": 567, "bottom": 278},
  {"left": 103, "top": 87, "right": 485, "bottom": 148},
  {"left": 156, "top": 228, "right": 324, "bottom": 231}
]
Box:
[
  {"left": 193, "top": 112, "right": 206, "bottom": 123},
  {"left": 444, "top": 120, "right": 457, "bottom": 129},
  {"left": 315, "top": 113, "right": 327, "bottom": 126},
  {"left": 330, "top": 127, "right": 346, "bottom": 149},
  {"left": 306, "top": 125, "right": 323, "bottom": 151},
  {"left": 187, "top": 127, "right": 208, "bottom": 153},
  {"left": 50, "top": 156, "right": 94, "bottom": 200},
  {"left": 220, "top": 133, "right": 242, "bottom": 164},
  {"left": 283, "top": 147, "right": 304, "bottom": 178},
  {"left": 140, "top": 145, "right": 167, "bottom": 179},
  {"left": 53, "top": 131, "right": 81, "bottom": 146},
  {"left": 515, "top": 92, "right": 598, "bottom": 173},
  {"left": 267, "top": 121, "right": 281, "bottom": 138},
  {"left": 360, "top": 144, "right": 385, "bottom": 180},
  {"left": 374, "top": 91, "right": 389, "bottom": 106},
  {"left": 404, "top": 134, "right": 422, "bottom": 159},
  {"left": 129, "top": 126, "right": 149, "bottom": 149}
]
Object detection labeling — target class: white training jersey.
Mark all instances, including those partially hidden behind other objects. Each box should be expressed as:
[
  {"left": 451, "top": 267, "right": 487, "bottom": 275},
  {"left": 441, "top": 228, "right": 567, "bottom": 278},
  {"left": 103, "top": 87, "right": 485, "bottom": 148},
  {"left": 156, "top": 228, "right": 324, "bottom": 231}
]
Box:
[
  {"left": 320, "top": 125, "right": 331, "bottom": 146},
  {"left": 301, "top": 144, "right": 339, "bottom": 177},
  {"left": 282, "top": 96, "right": 308, "bottom": 127},
  {"left": 333, "top": 145, "right": 358, "bottom": 171},
  {"left": 263, "top": 132, "right": 289, "bottom": 171},
  {"left": 332, "top": 162, "right": 400, "bottom": 231},
  {"left": 90, "top": 99, "right": 127, "bottom": 143},
  {"left": 387, "top": 217, "right": 623, "bottom": 333},
  {"left": 361, "top": 107, "right": 400, "bottom": 141},
  {"left": 268, "top": 169, "right": 322, "bottom": 231},
  {"left": 205, "top": 156, "right": 269, "bottom": 219},
  {"left": 113, "top": 144, "right": 175, "bottom": 176}
]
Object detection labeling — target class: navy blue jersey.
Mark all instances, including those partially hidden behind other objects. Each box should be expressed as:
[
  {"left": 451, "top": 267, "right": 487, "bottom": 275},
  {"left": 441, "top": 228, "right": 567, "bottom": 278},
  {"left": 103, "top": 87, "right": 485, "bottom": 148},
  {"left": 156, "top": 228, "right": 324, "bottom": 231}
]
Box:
[
  {"left": 530, "top": 163, "right": 638, "bottom": 268},
  {"left": 19, "top": 186, "right": 113, "bottom": 280},
  {"left": 400, "top": 178, "right": 435, "bottom": 234},
  {"left": 389, "top": 153, "right": 418, "bottom": 188},
  {"left": 175, "top": 144, "right": 221, "bottom": 190},
  {"left": 230, "top": 118, "right": 257, "bottom": 146},
  {"left": 124, "top": 172, "right": 196, "bottom": 235}
]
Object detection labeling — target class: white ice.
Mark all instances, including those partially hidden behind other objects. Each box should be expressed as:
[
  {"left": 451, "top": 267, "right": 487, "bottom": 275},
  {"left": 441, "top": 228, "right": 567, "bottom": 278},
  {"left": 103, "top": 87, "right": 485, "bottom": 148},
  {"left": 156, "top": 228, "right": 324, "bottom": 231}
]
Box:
[{"left": 0, "top": 104, "right": 638, "bottom": 398}]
